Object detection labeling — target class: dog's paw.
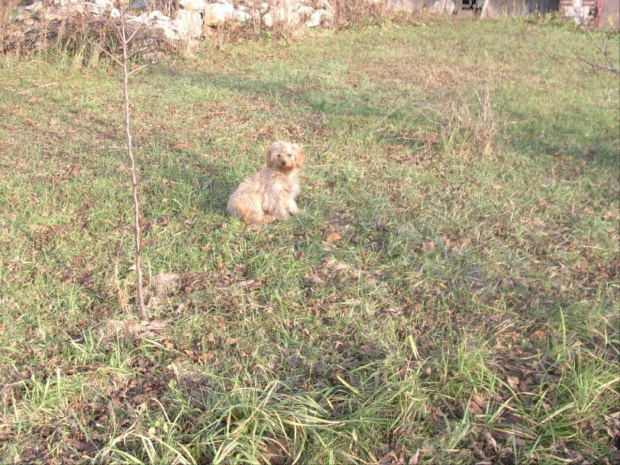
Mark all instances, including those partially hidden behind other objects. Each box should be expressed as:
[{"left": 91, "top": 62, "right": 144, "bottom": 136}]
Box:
[{"left": 288, "top": 203, "right": 299, "bottom": 216}]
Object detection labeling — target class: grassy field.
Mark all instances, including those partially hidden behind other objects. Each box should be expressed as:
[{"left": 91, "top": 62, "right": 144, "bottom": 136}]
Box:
[{"left": 0, "top": 15, "right": 619, "bottom": 465}]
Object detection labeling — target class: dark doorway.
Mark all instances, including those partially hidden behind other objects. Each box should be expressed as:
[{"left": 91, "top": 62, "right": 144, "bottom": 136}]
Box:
[{"left": 526, "top": 0, "right": 559, "bottom": 14}]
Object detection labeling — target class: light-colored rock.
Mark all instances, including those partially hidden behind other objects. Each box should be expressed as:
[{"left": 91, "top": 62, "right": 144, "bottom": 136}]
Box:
[
  {"left": 133, "top": 9, "right": 176, "bottom": 41},
  {"left": 204, "top": 2, "right": 235, "bottom": 25},
  {"left": 110, "top": 7, "right": 120, "bottom": 17},
  {"left": 306, "top": 8, "right": 331, "bottom": 27},
  {"left": 233, "top": 9, "right": 252, "bottom": 21},
  {"left": 84, "top": 2, "right": 107, "bottom": 15},
  {"left": 25, "top": 1, "right": 43, "bottom": 11},
  {"left": 180, "top": 0, "right": 207, "bottom": 11},
  {"left": 161, "top": 24, "right": 181, "bottom": 41},
  {"left": 173, "top": 9, "right": 203, "bottom": 39},
  {"left": 271, "top": 0, "right": 307, "bottom": 25},
  {"left": 141, "top": 12, "right": 180, "bottom": 41},
  {"left": 262, "top": 11, "right": 273, "bottom": 27},
  {"left": 297, "top": 5, "right": 314, "bottom": 17},
  {"left": 55, "top": 0, "right": 84, "bottom": 14},
  {"left": 139, "top": 10, "right": 171, "bottom": 22},
  {"left": 93, "top": 0, "right": 113, "bottom": 7}
]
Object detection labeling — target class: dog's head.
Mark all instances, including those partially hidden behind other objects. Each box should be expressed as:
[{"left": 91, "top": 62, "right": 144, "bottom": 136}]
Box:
[{"left": 265, "top": 142, "right": 305, "bottom": 173}]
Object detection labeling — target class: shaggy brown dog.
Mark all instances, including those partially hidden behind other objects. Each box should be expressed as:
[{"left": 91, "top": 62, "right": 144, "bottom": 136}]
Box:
[{"left": 227, "top": 142, "right": 305, "bottom": 224}]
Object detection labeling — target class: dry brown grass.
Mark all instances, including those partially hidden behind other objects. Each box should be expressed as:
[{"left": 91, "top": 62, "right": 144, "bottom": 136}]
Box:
[
  {"left": 2, "top": 13, "right": 177, "bottom": 60},
  {"left": 331, "top": 0, "right": 393, "bottom": 28},
  {"left": 0, "top": 0, "right": 20, "bottom": 52}
]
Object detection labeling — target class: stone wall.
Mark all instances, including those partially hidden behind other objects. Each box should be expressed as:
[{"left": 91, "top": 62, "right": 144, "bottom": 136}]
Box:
[{"left": 16, "top": 0, "right": 339, "bottom": 43}]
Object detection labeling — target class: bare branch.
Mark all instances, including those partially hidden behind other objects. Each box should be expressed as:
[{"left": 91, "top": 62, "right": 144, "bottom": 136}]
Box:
[
  {"left": 88, "top": 40, "right": 124, "bottom": 66},
  {"left": 577, "top": 56, "right": 619, "bottom": 73},
  {"left": 127, "top": 62, "right": 152, "bottom": 77},
  {"left": 126, "top": 21, "right": 144, "bottom": 45}
]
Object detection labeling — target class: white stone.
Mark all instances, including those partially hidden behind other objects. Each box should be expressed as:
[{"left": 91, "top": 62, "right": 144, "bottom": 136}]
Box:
[
  {"left": 147, "top": 10, "right": 171, "bottom": 21},
  {"left": 25, "top": 1, "right": 43, "bottom": 11},
  {"left": 262, "top": 11, "right": 273, "bottom": 27},
  {"left": 134, "top": 10, "right": 171, "bottom": 25},
  {"left": 204, "top": 3, "right": 235, "bottom": 25},
  {"left": 58, "top": 1, "right": 84, "bottom": 14},
  {"left": 233, "top": 9, "right": 252, "bottom": 21},
  {"left": 93, "top": 0, "right": 113, "bottom": 7},
  {"left": 297, "top": 5, "right": 314, "bottom": 17},
  {"left": 110, "top": 7, "right": 120, "bottom": 17},
  {"left": 306, "top": 8, "right": 331, "bottom": 27},
  {"left": 84, "top": 2, "right": 107, "bottom": 15},
  {"left": 159, "top": 23, "right": 181, "bottom": 40},
  {"left": 180, "top": 0, "right": 206, "bottom": 11},
  {"left": 173, "top": 8, "right": 203, "bottom": 38}
]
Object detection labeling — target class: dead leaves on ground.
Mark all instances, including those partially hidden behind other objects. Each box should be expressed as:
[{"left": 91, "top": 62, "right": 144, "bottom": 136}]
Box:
[
  {"left": 326, "top": 231, "right": 342, "bottom": 243},
  {"left": 304, "top": 256, "right": 384, "bottom": 291}
]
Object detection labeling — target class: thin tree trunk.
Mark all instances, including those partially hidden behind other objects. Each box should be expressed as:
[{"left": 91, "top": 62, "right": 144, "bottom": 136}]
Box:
[{"left": 119, "top": 9, "right": 148, "bottom": 321}]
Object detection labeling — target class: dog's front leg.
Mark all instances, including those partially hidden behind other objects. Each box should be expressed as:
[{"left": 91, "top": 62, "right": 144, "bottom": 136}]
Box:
[{"left": 287, "top": 199, "right": 299, "bottom": 216}]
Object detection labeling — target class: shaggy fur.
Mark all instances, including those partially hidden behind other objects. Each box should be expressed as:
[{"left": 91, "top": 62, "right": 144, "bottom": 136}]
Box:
[{"left": 227, "top": 142, "right": 306, "bottom": 224}]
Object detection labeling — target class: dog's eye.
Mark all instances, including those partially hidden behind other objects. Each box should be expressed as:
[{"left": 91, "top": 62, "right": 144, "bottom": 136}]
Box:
[{"left": 277, "top": 154, "right": 281, "bottom": 157}]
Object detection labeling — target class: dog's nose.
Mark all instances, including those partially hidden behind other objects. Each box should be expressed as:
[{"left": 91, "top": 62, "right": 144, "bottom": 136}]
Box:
[{"left": 281, "top": 161, "right": 286, "bottom": 166}]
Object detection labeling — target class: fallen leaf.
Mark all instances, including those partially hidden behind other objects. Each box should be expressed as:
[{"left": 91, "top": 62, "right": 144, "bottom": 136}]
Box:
[
  {"left": 67, "top": 439, "right": 97, "bottom": 454},
  {"left": 530, "top": 330, "right": 546, "bottom": 342},
  {"left": 492, "top": 184, "right": 504, "bottom": 190},
  {"left": 422, "top": 241, "right": 436, "bottom": 252},
  {"left": 507, "top": 376, "right": 520, "bottom": 390},
  {"left": 482, "top": 431, "right": 499, "bottom": 453},
  {"left": 326, "top": 232, "right": 342, "bottom": 243},
  {"left": 73, "top": 255, "right": 85, "bottom": 266}
]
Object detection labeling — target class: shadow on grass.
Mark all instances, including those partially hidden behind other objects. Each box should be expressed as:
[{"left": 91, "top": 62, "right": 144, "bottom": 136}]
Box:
[
  {"left": 506, "top": 126, "right": 618, "bottom": 167},
  {"left": 147, "top": 65, "right": 405, "bottom": 122},
  {"left": 151, "top": 65, "right": 620, "bottom": 171}
]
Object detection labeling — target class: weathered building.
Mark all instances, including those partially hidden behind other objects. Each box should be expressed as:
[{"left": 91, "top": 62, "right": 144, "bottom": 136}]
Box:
[{"left": 392, "top": 0, "right": 619, "bottom": 28}]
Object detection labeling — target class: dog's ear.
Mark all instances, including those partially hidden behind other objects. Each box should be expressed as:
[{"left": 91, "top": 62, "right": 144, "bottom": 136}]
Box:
[
  {"left": 293, "top": 144, "right": 305, "bottom": 169},
  {"left": 264, "top": 143, "right": 280, "bottom": 168}
]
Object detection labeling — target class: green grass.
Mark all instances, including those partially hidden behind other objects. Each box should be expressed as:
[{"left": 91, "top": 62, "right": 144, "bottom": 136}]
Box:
[{"left": 1, "top": 16, "right": 619, "bottom": 465}]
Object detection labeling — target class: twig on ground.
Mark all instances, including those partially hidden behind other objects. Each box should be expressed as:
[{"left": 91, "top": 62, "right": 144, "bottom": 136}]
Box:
[{"left": 17, "top": 82, "right": 59, "bottom": 95}]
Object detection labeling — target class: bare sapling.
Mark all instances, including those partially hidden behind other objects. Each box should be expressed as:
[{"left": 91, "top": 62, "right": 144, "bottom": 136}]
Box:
[
  {"left": 119, "top": 12, "right": 149, "bottom": 321},
  {"left": 92, "top": 3, "right": 151, "bottom": 321}
]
